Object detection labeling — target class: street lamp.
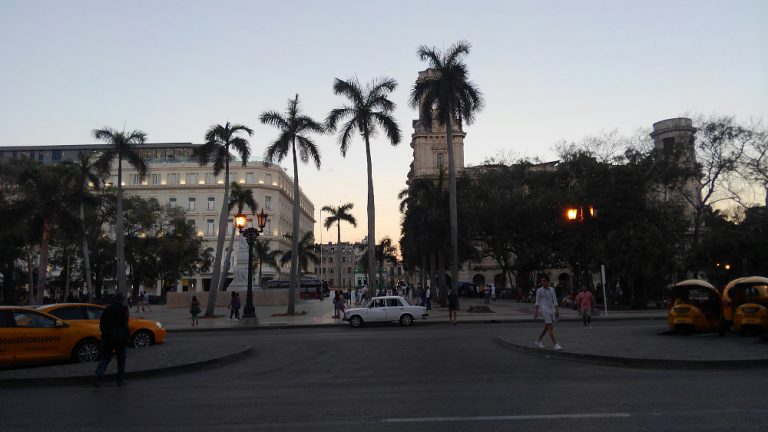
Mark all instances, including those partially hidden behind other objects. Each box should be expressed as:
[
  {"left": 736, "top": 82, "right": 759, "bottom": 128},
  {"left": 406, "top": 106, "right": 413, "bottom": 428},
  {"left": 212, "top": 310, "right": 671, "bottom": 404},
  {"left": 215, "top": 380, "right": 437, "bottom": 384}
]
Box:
[{"left": 234, "top": 209, "right": 268, "bottom": 319}]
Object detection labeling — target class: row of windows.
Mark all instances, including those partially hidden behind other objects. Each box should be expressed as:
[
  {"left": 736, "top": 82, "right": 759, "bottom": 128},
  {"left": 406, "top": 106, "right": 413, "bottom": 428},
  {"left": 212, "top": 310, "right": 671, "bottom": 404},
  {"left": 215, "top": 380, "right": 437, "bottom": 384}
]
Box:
[
  {"left": 124, "top": 173, "right": 277, "bottom": 186},
  {"left": 187, "top": 217, "right": 274, "bottom": 236},
  {"left": 170, "top": 196, "right": 272, "bottom": 211},
  {"left": 316, "top": 267, "right": 354, "bottom": 274}
]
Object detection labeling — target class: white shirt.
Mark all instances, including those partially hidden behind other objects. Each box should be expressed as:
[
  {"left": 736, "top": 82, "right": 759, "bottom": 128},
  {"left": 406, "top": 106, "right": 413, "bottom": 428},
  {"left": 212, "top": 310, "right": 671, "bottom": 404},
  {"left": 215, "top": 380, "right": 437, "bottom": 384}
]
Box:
[{"left": 535, "top": 286, "right": 558, "bottom": 314}]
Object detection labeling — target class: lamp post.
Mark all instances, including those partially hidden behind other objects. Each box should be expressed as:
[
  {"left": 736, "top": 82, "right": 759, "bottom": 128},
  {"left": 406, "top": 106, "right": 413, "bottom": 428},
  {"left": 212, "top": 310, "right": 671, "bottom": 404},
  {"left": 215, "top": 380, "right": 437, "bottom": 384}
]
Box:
[{"left": 234, "top": 209, "right": 268, "bottom": 319}]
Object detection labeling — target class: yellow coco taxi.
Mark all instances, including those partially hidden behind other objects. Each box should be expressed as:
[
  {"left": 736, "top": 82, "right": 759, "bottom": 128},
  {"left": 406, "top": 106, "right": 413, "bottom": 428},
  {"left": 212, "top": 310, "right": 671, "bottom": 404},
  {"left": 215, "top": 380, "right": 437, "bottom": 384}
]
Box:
[
  {"left": 37, "top": 303, "right": 166, "bottom": 348},
  {"left": 722, "top": 276, "right": 768, "bottom": 334},
  {"left": 0, "top": 306, "right": 101, "bottom": 366},
  {"left": 667, "top": 279, "right": 723, "bottom": 334}
]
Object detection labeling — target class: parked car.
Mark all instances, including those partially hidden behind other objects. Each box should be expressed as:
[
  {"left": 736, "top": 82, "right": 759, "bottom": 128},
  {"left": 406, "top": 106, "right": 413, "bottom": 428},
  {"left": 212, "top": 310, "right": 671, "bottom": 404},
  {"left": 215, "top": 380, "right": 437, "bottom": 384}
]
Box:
[
  {"left": 343, "top": 296, "right": 428, "bottom": 328},
  {"left": 37, "top": 303, "right": 166, "bottom": 348},
  {"left": 0, "top": 306, "right": 102, "bottom": 366},
  {"left": 722, "top": 276, "right": 768, "bottom": 334},
  {"left": 667, "top": 279, "right": 723, "bottom": 334}
]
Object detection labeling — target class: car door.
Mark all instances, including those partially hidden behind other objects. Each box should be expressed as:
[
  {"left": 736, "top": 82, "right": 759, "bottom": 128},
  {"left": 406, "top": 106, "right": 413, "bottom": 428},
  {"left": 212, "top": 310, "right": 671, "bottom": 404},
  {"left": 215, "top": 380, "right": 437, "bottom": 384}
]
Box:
[
  {"left": 13, "top": 310, "right": 69, "bottom": 362},
  {"left": 385, "top": 298, "right": 405, "bottom": 321},
  {"left": 367, "top": 298, "right": 388, "bottom": 322},
  {"left": 0, "top": 310, "right": 17, "bottom": 364}
]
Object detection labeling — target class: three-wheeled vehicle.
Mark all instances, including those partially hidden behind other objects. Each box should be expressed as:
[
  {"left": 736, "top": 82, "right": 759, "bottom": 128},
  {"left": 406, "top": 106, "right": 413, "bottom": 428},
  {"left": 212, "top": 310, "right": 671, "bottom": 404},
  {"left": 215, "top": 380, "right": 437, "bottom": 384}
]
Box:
[
  {"left": 722, "top": 276, "right": 768, "bottom": 334},
  {"left": 667, "top": 279, "right": 723, "bottom": 334}
]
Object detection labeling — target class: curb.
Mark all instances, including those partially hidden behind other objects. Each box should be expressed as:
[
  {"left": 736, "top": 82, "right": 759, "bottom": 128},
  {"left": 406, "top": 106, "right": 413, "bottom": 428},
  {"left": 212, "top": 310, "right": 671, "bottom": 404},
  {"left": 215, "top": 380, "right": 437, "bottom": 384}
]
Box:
[
  {"left": 495, "top": 336, "right": 768, "bottom": 370},
  {"left": 0, "top": 346, "right": 254, "bottom": 388},
  {"left": 165, "top": 316, "right": 667, "bottom": 333}
]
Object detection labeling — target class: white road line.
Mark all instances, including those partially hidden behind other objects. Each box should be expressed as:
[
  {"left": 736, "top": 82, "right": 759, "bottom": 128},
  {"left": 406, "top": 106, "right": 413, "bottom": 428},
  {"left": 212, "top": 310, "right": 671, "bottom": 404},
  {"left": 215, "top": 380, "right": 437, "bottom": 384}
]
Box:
[{"left": 381, "top": 413, "right": 632, "bottom": 423}]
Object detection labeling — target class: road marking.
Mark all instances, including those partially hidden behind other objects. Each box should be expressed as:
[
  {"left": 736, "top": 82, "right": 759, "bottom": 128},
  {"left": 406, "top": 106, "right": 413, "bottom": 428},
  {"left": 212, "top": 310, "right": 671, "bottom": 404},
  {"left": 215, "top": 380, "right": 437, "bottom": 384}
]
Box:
[{"left": 381, "top": 413, "right": 631, "bottom": 423}]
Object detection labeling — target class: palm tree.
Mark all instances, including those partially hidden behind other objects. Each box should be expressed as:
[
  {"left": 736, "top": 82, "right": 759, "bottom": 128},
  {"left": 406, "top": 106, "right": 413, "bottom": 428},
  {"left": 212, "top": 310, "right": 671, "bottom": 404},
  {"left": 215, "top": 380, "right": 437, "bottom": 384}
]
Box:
[
  {"left": 410, "top": 41, "right": 484, "bottom": 294},
  {"left": 253, "top": 239, "right": 281, "bottom": 290},
  {"left": 261, "top": 94, "right": 324, "bottom": 315},
  {"left": 93, "top": 128, "right": 149, "bottom": 297},
  {"left": 279, "top": 231, "right": 320, "bottom": 274},
  {"left": 192, "top": 122, "right": 253, "bottom": 317},
  {"left": 327, "top": 77, "right": 401, "bottom": 297},
  {"left": 358, "top": 236, "right": 397, "bottom": 294},
  {"left": 218, "top": 182, "right": 257, "bottom": 294},
  {"left": 321, "top": 203, "right": 357, "bottom": 288},
  {"left": 63, "top": 151, "right": 103, "bottom": 303}
]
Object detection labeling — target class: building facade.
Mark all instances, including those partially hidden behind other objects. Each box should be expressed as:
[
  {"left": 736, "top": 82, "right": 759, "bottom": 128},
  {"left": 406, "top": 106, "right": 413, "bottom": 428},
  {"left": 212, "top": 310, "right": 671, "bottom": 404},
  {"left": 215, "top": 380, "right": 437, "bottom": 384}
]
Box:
[{"left": 0, "top": 143, "right": 315, "bottom": 295}]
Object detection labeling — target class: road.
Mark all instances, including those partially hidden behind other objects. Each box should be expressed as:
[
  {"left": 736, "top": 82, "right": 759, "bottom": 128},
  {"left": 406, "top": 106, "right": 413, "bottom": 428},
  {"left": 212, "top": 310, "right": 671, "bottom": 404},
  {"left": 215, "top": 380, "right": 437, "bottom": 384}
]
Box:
[{"left": 1, "top": 321, "right": 765, "bottom": 431}]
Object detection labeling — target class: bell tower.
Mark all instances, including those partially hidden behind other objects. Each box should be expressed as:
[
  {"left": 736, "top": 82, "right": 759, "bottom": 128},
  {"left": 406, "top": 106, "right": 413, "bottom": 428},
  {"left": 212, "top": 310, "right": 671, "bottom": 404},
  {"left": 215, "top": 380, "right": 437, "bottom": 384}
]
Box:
[{"left": 407, "top": 69, "right": 466, "bottom": 183}]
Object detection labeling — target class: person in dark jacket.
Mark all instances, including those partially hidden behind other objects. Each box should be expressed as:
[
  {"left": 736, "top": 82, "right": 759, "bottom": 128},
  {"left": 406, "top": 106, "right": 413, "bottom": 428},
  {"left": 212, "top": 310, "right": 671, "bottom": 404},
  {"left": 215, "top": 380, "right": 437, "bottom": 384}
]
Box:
[
  {"left": 447, "top": 289, "right": 460, "bottom": 325},
  {"left": 94, "top": 294, "right": 130, "bottom": 386}
]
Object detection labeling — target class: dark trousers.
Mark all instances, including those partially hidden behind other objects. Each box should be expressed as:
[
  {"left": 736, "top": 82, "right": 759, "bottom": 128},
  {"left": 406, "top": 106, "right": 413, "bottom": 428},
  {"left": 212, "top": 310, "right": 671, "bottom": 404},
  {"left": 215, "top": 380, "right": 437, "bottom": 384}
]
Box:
[{"left": 95, "top": 339, "right": 127, "bottom": 381}]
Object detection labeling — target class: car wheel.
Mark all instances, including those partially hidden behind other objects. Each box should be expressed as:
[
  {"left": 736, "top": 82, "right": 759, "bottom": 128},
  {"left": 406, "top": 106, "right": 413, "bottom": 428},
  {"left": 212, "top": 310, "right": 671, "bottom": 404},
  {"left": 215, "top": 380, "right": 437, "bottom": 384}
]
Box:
[
  {"left": 73, "top": 339, "right": 100, "bottom": 363},
  {"left": 400, "top": 314, "right": 414, "bottom": 327},
  {"left": 131, "top": 330, "right": 154, "bottom": 348},
  {"left": 350, "top": 315, "right": 363, "bottom": 328}
]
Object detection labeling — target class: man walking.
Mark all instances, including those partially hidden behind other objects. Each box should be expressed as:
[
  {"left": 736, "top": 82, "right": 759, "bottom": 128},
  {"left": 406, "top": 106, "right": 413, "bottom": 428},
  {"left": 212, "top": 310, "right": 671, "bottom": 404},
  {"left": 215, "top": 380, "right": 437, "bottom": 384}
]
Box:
[
  {"left": 575, "top": 283, "right": 595, "bottom": 328},
  {"left": 534, "top": 275, "right": 562, "bottom": 351},
  {"left": 94, "top": 294, "right": 130, "bottom": 386}
]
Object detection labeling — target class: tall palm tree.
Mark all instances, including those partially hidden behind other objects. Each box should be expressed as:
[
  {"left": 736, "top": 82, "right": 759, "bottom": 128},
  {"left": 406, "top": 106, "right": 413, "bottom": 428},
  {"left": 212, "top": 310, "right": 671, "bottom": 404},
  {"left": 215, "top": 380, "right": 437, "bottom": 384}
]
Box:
[
  {"left": 253, "top": 239, "right": 281, "bottom": 290},
  {"left": 63, "top": 151, "right": 103, "bottom": 302},
  {"left": 327, "top": 77, "right": 401, "bottom": 296},
  {"left": 218, "top": 182, "right": 257, "bottom": 293},
  {"left": 193, "top": 122, "right": 253, "bottom": 317},
  {"left": 93, "top": 128, "right": 149, "bottom": 297},
  {"left": 410, "top": 41, "right": 483, "bottom": 294},
  {"left": 279, "top": 231, "right": 320, "bottom": 274},
  {"left": 321, "top": 203, "right": 357, "bottom": 288},
  {"left": 261, "top": 94, "right": 324, "bottom": 315}
]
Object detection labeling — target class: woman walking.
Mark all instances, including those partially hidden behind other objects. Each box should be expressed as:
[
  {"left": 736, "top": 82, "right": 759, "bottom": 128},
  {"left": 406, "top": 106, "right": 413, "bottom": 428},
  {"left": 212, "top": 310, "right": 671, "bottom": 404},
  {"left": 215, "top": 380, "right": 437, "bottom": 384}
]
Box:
[{"left": 190, "top": 296, "right": 201, "bottom": 326}]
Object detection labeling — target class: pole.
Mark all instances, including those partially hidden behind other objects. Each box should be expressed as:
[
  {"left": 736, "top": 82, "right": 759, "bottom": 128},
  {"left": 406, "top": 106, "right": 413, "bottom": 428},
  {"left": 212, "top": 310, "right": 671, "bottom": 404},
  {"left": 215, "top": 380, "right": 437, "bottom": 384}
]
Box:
[
  {"left": 243, "top": 235, "right": 255, "bottom": 318},
  {"left": 601, "top": 264, "right": 608, "bottom": 317}
]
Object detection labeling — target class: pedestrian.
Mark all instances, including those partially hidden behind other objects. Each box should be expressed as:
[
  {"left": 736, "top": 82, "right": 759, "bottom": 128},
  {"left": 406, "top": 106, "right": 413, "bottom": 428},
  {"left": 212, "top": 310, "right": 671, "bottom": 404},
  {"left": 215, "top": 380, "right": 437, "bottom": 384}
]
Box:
[
  {"left": 135, "top": 291, "right": 145, "bottom": 313},
  {"left": 190, "top": 295, "right": 201, "bottom": 326},
  {"left": 234, "top": 293, "right": 241, "bottom": 319},
  {"left": 534, "top": 275, "right": 563, "bottom": 351},
  {"left": 338, "top": 291, "right": 346, "bottom": 318},
  {"left": 143, "top": 291, "right": 152, "bottom": 311},
  {"left": 491, "top": 284, "right": 497, "bottom": 303},
  {"left": 425, "top": 286, "right": 432, "bottom": 310},
  {"left": 230, "top": 292, "right": 237, "bottom": 319},
  {"left": 484, "top": 284, "right": 491, "bottom": 303},
  {"left": 575, "top": 283, "right": 595, "bottom": 328},
  {"left": 332, "top": 290, "right": 341, "bottom": 318},
  {"left": 447, "top": 288, "right": 459, "bottom": 325},
  {"left": 94, "top": 293, "right": 130, "bottom": 387}
]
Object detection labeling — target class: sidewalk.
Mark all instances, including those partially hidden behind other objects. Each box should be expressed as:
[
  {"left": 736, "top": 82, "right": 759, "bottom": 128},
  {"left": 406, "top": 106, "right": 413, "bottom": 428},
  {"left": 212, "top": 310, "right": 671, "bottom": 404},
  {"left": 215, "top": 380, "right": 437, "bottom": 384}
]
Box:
[{"left": 1, "top": 297, "right": 765, "bottom": 386}]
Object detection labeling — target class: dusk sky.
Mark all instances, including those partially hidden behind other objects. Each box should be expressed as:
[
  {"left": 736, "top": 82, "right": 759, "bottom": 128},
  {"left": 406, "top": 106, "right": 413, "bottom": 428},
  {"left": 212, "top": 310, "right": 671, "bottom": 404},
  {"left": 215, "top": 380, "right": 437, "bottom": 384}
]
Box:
[{"left": 1, "top": 0, "right": 766, "bottom": 245}]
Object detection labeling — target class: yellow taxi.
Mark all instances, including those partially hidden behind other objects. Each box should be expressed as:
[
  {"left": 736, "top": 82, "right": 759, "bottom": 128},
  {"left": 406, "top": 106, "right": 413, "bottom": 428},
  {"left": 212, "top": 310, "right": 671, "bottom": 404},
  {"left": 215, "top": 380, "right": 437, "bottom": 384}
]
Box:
[
  {"left": 37, "top": 303, "right": 167, "bottom": 348},
  {"left": 0, "top": 306, "right": 101, "bottom": 366},
  {"left": 722, "top": 276, "right": 768, "bottom": 334},
  {"left": 667, "top": 279, "right": 723, "bottom": 334}
]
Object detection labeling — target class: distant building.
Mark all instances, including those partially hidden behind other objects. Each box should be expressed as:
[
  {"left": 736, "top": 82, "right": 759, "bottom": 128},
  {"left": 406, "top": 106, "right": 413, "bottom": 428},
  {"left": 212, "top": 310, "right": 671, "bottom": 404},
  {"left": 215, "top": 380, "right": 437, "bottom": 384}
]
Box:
[{"left": 0, "top": 143, "right": 315, "bottom": 295}]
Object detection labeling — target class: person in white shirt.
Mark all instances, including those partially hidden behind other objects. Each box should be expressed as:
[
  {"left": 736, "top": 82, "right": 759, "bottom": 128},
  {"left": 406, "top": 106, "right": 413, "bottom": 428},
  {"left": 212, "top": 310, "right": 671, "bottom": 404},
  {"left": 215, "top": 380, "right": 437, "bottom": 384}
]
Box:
[{"left": 534, "top": 275, "right": 563, "bottom": 350}]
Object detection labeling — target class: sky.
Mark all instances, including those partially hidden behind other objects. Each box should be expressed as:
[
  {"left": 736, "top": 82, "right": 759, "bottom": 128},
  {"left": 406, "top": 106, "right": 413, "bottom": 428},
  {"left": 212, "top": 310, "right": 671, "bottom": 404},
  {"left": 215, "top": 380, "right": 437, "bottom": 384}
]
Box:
[{"left": 1, "top": 0, "right": 766, "bottom": 246}]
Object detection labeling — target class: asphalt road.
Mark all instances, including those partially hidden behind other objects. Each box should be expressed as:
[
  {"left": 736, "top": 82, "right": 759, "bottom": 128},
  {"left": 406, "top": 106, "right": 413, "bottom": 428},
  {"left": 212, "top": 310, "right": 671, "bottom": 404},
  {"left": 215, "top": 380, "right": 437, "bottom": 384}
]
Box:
[{"left": 1, "top": 322, "right": 765, "bottom": 432}]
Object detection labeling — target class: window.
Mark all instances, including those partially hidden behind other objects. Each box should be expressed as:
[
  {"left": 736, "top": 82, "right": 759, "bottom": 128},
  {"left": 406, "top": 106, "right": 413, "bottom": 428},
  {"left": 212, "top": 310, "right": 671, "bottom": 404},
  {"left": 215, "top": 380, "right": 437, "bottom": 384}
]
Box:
[
  {"left": 227, "top": 219, "right": 233, "bottom": 235},
  {"left": 330, "top": 268, "right": 334, "bottom": 274},
  {"left": 265, "top": 196, "right": 272, "bottom": 210},
  {"left": 386, "top": 298, "right": 402, "bottom": 307},
  {"left": 207, "top": 197, "right": 215, "bottom": 210},
  {"left": 205, "top": 173, "right": 215, "bottom": 185},
  {"left": 186, "top": 173, "right": 199, "bottom": 185},
  {"left": 169, "top": 197, "right": 177, "bottom": 206},
  {"left": 130, "top": 174, "right": 141, "bottom": 185},
  {"left": 329, "top": 257, "right": 333, "bottom": 264},
  {"left": 187, "top": 219, "right": 195, "bottom": 228},
  {"left": 47, "top": 307, "right": 83, "bottom": 320},
  {"left": 167, "top": 173, "right": 179, "bottom": 185},
  {"left": 246, "top": 173, "right": 254, "bottom": 184},
  {"left": 266, "top": 174, "right": 273, "bottom": 185},
  {"left": 437, "top": 153, "right": 444, "bottom": 168},
  {"left": 206, "top": 219, "right": 215, "bottom": 235},
  {"left": 150, "top": 174, "right": 161, "bottom": 185},
  {"left": 52, "top": 150, "right": 62, "bottom": 161},
  {"left": 14, "top": 310, "right": 56, "bottom": 328},
  {"left": 85, "top": 307, "right": 102, "bottom": 320},
  {"left": 188, "top": 198, "right": 196, "bottom": 211}
]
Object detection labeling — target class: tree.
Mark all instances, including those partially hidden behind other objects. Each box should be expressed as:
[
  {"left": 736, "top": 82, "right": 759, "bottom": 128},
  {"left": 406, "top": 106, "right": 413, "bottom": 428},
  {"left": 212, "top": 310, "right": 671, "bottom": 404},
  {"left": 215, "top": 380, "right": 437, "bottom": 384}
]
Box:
[
  {"left": 192, "top": 122, "right": 253, "bottom": 317},
  {"left": 252, "top": 239, "right": 281, "bottom": 290},
  {"left": 219, "top": 182, "right": 257, "bottom": 293},
  {"left": 261, "top": 94, "right": 324, "bottom": 315},
  {"left": 279, "top": 231, "right": 320, "bottom": 274},
  {"left": 93, "top": 128, "right": 149, "bottom": 297},
  {"left": 410, "top": 41, "right": 484, "bottom": 295},
  {"left": 738, "top": 122, "right": 768, "bottom": 206},
  {"left": 358, "top": 236, "right": 397, "bottom": 293},
  {"left": 63, "top": 151, "right": 103, "bottom": 302},
  {"left": 321, "top": 202, "right": 357, "bottom": 288},
  {"left": 327, "top": 77, "right": 401, "bottom": 295}
]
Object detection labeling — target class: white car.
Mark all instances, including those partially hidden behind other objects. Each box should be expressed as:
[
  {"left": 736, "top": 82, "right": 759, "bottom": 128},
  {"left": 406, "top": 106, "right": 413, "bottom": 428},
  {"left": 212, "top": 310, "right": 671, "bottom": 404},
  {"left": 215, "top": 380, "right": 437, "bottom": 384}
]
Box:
[{"left": 343, "top": 296, "right": 428, "bottom": 327}]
